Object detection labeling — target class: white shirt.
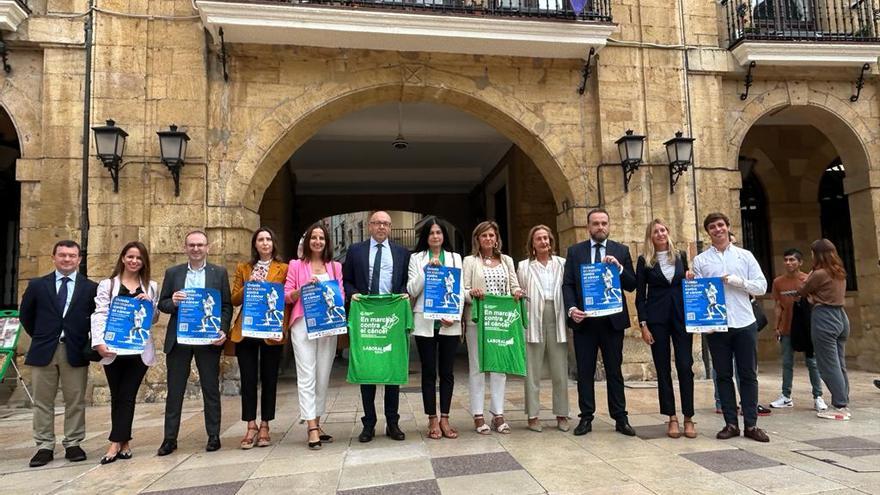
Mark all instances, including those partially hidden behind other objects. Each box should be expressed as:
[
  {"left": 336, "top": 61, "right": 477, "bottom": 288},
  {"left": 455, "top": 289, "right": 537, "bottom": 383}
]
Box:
[
  {"left": 533, "top": 260, "right": 557, "bottom": 300},
  {"left": 55, "top": 270, "right": 77, "bottom": 340},
  {"left": 656, "top": 251, "right": 675, "bottom": 283},
  {"left": 185, "top": 262, "right": 206, "bottom": 289},
  {"left": 692, "top": 243, "right": 767, "bottom": 328},
  {"left": 369, "top": 238, "right": 394, "bottom": 295},
  {"left": 589, "top": 239, "right": 606, "bottom": 263}
]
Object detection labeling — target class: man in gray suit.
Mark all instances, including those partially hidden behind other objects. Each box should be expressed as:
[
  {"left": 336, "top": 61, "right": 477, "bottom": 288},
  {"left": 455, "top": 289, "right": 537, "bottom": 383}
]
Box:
[{"left": 157, "top": 230, "right": 232, "bottom": 455}]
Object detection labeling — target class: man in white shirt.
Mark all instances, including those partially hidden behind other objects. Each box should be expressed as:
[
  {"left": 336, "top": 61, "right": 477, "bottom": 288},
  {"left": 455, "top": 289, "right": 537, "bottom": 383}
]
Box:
[{"left": 691, "top": 213, "right": 769, "bottom": 442}]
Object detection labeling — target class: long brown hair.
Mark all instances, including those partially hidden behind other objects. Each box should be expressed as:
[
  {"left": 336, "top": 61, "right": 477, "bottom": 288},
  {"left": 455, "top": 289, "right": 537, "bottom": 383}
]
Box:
[
  {"left": 110, "top": 241, "right": 151, "bottom": 285},
  {"left": 250, "top": 227, "right": 281, "bottom": 265},
  {"left": 810, "top": 238, "right": 846, "bottom": 280},
  {"left": 470, "top": 220, "right": 502, "bottom": 258},
  {"left": 300, "top": 223, "right": 334, "bottom": 263}
]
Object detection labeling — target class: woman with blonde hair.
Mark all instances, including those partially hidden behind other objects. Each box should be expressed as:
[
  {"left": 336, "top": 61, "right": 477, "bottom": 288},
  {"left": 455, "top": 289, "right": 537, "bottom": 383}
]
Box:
[
  {"left": 463, "top": 220, "right": 524, "bottom": 434},
  {"left": 517, "top": 225, "right": 569, "bottom": 432},
  {"left": 797, "top": 238, "right": 851, "bottom": 420},
  {"left": 635, "top": 219, "right": 695, "bottom": 438}
]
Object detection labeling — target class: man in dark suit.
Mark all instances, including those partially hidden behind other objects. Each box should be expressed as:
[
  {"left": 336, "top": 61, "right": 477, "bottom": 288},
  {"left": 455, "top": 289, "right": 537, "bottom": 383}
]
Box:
[
  {"left": 562, "top": 208, "right": 637, "bottom": 437},
  {"left": 20, "top": 240, "right": 98, "bottom": 467},
  {"left": 343, "top": 210, "right": 411, "bottom": 443},
  {"left": 157, "top": 230, "right": 232, "bottom": 455}
]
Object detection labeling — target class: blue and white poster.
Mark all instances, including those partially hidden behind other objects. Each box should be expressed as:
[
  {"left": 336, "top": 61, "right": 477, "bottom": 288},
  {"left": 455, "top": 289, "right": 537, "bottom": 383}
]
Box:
[
  {"left": 302, "top": 280, "right": 347, "bottom": 340},
  {"left": 104, "top": 297, "right": 154, "bottom": 355},
  {"left": 177, "top": 288, "right": 223, "bottom": 345},
  {"left": 683, "top": 277, "right": 728, "bottom": 333},
  {"left": 579, "top": 263, "right": 623, "bottom": 317},
  {"left": 423, "top": 266, "right": 462, "bottom": 321},
  {"left": 241, "top": 281, "right": 285, "bottom": 340}
]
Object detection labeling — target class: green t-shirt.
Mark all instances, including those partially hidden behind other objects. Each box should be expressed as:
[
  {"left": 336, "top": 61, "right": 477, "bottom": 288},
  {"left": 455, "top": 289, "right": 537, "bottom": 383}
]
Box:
[
  {"left": 347, "top": 294, "right": 414, "bottom": 385},
  {"left": 472, "top": 294, "right": 528, "bottom": 376}
]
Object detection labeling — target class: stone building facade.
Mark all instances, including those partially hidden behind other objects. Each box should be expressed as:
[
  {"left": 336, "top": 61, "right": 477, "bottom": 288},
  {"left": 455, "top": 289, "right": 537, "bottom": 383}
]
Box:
[{"left": 2, "top": 0, "right": 878, "bottom": 403}]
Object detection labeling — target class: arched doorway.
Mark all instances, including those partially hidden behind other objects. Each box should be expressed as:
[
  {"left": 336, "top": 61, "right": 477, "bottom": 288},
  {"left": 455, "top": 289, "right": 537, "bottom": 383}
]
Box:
[
  {"left": 736, "top": 105, "right": 875, "bottom": 364},
  {"left": 0, "top": 107, "right": 20, "bottom": 309}
]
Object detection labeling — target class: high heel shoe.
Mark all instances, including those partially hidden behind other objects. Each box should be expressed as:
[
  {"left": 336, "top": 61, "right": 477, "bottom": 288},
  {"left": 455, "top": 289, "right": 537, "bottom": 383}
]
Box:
[{"left": 307, "top": 427, "right": 322, "bottom": 450}]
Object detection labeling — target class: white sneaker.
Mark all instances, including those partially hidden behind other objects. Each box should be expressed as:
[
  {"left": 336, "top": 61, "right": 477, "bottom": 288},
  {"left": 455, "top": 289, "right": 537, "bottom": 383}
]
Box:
[
  {"left": 817, "top": 407, "right": 851, "bottom": 421},
  {"left": 814, "top": 397, "right": 828, "bottom": 411},
  {"left": 770, "top": 395, "right": 793, "bottom": 408}
]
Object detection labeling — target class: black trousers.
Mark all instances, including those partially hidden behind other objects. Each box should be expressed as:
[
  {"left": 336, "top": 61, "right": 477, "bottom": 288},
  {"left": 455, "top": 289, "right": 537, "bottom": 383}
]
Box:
[
  {"left": 361, "top": 384, "right": 400, "bottom": 429},
  {"left": 415, "top": 329, "right": 459, "bottom": 416},
  {"left": 649, "top": 320, "right": 695, "bottom": 417},
  {"left": 707, "top": 323, "right": 759, "bottom": 428},
  {"left": 164, "top": 344, "right": 222, "bottom": 440},
  {"left": 235, "top": 338, "right": 283, "bottom": 422},
  {"left": 104, "top": 355, "right": 148, "bottom": 442},
  {"left": 572, "top": 317, "right": 627, "bottom": 421}
]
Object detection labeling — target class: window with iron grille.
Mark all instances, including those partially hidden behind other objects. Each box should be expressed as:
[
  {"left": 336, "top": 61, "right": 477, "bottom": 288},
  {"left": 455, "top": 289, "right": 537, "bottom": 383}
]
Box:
[
  {"left": 740, "top": 172, "right": 773, "bottom": 284},
  {"left": 818, "top": 158, "right": 857, "bottom": 291}
]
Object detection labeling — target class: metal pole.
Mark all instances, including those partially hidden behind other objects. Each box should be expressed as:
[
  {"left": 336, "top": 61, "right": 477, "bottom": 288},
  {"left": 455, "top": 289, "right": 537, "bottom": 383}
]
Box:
[{"left": 79, "top": 0, "right": 94, "bottom": 277}]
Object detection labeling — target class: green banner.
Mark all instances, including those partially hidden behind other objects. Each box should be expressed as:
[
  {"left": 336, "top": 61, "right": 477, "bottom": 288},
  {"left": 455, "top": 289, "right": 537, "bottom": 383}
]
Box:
[
  {"left": 473, "top": 294, "right": 527, "bottom": 376},
  {"left": 347, "top": 294, "right": 413, "bottom": 385}
]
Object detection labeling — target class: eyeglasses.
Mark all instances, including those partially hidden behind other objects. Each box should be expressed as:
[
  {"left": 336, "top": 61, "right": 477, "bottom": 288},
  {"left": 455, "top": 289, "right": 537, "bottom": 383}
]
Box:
[{"left": 370, "top": 221, "right": 391, "bottom": 228}]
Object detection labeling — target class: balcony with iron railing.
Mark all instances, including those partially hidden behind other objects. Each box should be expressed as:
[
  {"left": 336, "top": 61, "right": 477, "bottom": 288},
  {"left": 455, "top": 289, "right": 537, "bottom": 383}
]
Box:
[
  {"left": 195, "top": 0, "right": 616, "bottom": 60},
  {"left": 721, "top": 0, "right": 880, "bottom": 66}
]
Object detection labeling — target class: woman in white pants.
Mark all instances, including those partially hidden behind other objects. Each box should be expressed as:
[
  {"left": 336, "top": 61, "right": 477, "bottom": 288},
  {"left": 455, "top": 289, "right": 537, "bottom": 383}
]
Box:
[
  {"left": 463, "top": 220, "right": 524, "bottom": 434},
  {"left": 285, "top": 223, "right": 344, "bottom": 450}
]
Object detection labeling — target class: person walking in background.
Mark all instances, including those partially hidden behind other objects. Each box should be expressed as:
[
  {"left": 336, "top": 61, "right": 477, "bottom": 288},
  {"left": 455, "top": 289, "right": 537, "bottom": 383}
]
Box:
[
  {"left": 517, "top": 225, "right": 569, "bottom": 433},
  {"left": 635, "top": 219, "right": 696, "bottom": 439}
]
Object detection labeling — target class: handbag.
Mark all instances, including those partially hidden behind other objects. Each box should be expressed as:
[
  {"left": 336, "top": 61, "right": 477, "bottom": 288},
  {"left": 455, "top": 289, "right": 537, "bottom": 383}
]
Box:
[
  {"left": 790, "top": 299, "right": 813, "bottom": 356},
  {"left": 752, "top": 298, "right": 769, "bottom": 332}
]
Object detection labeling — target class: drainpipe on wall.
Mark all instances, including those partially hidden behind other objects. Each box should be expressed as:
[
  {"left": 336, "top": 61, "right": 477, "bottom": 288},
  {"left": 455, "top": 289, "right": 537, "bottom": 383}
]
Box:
[{"left": 79, "top": 0, "right": 94, "bottom": 276}]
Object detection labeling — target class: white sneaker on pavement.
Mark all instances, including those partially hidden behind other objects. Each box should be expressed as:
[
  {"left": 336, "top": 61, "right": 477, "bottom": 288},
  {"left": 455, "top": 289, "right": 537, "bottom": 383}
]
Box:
[
  {"left": 814, "top": 397, "right": 828, "bottom": 411},
  {"left": 770, "top": 395, "right": 793, "bottom": 408},
  {"left": 817, "top": 407, "right": 851, "bottom": 421}
]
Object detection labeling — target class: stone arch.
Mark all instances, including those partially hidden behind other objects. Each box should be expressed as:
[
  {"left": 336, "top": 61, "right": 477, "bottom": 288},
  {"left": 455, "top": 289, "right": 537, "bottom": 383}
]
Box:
[
  {"left": 0, "top": 87, "right": 41, "bottom": 159},
  {"left": 220, "top": 83, "right": 578, "bottom": 216}
]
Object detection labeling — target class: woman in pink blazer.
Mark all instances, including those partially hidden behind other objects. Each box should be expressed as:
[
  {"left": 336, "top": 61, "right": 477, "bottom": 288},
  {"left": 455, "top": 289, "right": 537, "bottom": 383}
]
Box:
[{"left": 285, "top": 222, "right": 345, "bottom": 450}]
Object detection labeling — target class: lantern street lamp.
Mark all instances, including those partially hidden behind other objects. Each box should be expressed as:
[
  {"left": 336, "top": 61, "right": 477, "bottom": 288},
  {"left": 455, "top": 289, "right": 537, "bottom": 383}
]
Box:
[
  {"left": 664, "top": 131, "right": 695, "bottom": 193},
  {"left": 615, "top": 129, "right": 645, "bottom": 193},
  {"left": 91, "top": 119, "right": 128, "bottom": 193},
  {"left": 157, "top": 124, "right": 190, "bottom": 197}
]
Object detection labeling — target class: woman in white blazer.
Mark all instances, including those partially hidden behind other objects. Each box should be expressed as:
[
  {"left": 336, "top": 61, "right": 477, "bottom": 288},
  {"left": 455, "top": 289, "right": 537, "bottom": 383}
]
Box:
[
  {"left": 517, "top": 225, "right": 569, "bottom": 433},
  {"left": 91, "top": 241, "right": 159, "bottom": 465},
  {"left": 463, "top": 220, "right": 524, "bottom": 435},
  {"left": 407, "top": 217, "right": 464, "bottom": 440}
]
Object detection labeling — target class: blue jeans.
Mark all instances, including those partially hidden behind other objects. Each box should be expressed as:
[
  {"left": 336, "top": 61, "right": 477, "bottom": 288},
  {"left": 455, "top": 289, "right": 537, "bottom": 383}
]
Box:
[{"left": 780, "top": 335, "right": 822, "bottom": 399}]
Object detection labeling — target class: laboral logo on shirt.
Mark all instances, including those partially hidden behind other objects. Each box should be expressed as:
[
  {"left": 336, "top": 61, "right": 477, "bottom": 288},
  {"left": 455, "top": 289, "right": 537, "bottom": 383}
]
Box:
[
  {"left": 486, "top": 337, "right": 515, "bottom": 346},
  {"left": 362, "top": 343, "right": 393, "bottom": 354},
  {"left": 358, "top": 312, "right": 400, "bottom": 338},
  {"left": 483, "top": 304, "right": 520, "bottom": 331}
]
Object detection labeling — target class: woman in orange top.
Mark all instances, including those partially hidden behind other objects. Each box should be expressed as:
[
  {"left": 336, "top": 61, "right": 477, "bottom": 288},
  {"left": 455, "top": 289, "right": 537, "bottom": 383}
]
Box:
[{"left": 227, "top": 228, "right": 289, "bottom": 449}]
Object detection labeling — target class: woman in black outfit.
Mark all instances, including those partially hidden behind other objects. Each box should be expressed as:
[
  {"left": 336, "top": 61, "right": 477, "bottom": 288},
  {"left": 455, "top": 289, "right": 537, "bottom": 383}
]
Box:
[{"left": 635, "top": 219, "right": 696, "bottom": 439}]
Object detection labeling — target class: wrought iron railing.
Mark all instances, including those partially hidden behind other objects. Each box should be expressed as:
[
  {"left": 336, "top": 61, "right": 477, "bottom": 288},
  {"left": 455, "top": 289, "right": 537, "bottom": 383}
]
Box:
[
  {"left": 14, "top": 0, "right": 31, "bottom": 12},
  {"left": 721, "top": 0, "right": 880, "bottom": 47},
  {"left": 391, "top": 228, "right": 418, "bottom": 250},
  {"left": 221, "top": 0, "right": 612, "bottom": 22}
]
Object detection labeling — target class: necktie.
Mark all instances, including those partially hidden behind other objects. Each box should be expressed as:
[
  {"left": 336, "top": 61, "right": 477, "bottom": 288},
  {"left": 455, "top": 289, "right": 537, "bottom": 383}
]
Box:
[
  {"left": 370, "top": 244, "right": 383, "bottom": 295},
  {"left": 57, "top": 276, "right": 70, "bottom": 315},
  {"left": 594, "top": 243, "right": 603, "bottom": 264}
]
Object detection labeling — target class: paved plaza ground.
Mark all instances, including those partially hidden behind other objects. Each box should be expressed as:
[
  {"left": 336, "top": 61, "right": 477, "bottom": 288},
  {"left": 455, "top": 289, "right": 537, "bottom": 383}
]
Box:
[{"left": 0, "top": 360, "right": 878, "bottom": 495}]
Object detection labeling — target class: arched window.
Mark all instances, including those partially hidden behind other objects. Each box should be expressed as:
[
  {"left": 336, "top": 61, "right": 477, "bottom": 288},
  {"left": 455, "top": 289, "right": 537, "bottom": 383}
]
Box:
[
  {"left": 818, "top": 158, "right": 857, "bottom": 291},
  {"left": 740, "top": 172, "right": 773, "bottom": 283}
]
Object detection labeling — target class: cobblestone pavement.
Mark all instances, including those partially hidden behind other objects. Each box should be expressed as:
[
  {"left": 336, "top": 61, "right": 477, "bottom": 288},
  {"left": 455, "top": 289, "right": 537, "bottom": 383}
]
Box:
[{"left": 1, "top": 361, "right": 878, "bottom": 494}]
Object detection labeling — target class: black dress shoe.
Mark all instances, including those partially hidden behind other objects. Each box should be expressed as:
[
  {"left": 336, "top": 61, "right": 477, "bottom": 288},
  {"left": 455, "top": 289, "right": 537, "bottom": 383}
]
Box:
[
  {"left": 615, "top": 420, "right": 636, "bottom": 437},
  {"left": 386, "top": 424, "right": 406, "bottom": 441},
  {"left": 99, "top": 453, "right": 118, "bottom": 465},
  {"left": 157, "top": 439, "right": 177, "bottom": 456},
  {"left": 65, "top": 445, "right": 87, "bottom": 462},
  {"left": 29, "top": 449, "right": 54, "bottom": 468},
  {"left": 118, "top": 450, "right": 132, "bottom": 460},
  {"left": 573, "top": 418, "right": 592, "bottom": 436},
  {"left": 206, "top": 435, "right": 221, "bottom": 452},
  {"left": 358, "top": 426, "right": 375, "bottom": 443}
]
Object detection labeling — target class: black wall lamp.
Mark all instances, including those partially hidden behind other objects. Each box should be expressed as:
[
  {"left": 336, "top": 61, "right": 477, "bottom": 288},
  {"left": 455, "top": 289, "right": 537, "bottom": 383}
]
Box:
[
  {"left": 91, "top": 119, "right": 128, "bottom": 192},
  {"left": 664, "top": 131, "right": 695, "bottom": 193},
  {"left": 615, "top": 129, "right": 645, "bottom": 193},
  {"left": 157, "top": 124, "right": 190, "bottom": 197}
]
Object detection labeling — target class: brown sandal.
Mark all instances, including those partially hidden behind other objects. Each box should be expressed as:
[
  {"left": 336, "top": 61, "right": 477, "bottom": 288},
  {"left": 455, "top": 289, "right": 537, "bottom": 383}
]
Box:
[
  {"left": 439, "top": 414, "right": 458, "bottom": 439},
  {"left": 683, "top": 418, "right": 697, "bottom": 439},
  {"left": 426, "top": 415, "right": 442, "bottom": 440},
  {"left": 256, "top": 423, "right": 271, "bottom": 447},
  {"left": 667, "top": 417, "right": 682, "bottom": 439},
  {"left": 240, "top": 425, "right": 259, "bottom": 450}
]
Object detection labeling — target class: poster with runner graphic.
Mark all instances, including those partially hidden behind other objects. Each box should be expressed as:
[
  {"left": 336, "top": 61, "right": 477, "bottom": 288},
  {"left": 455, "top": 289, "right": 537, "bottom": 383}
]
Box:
[
  {"left": 423, "top": 266, "right": 462, "bottom": 321},
  {"left": 579, "top": 263, "right": 623, "bottom": 317},
  {"left": 683, "top": 277, "right": 728, "bottom": 333},
  {"left": 177, "top": 288, "right": 222, "bottom": 345},
  {"left": 241, "top": 281, "right": 285, "bottom": 339},
  {"left": 104, "top": 296, "right": 154, "bottom": 355},
  {"left": 302, "top": 280, "right": 348, "bottom": 340}
]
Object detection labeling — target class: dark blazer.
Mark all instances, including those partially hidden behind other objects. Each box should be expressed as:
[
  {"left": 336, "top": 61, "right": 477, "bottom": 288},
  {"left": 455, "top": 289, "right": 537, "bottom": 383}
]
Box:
[
  {"left": 635, "top": 252, "right": 688, "bottom": 325},
  {"left": 343, "top": 239, "right": 410, "bottom": 302},
  {"left": 158, "top": 262, "right": 233, "bottom": 353},
  {"left": 19, "top": 272, "right": 98, "bottom": 367},
  {"left": 562, "top": 239, "right": 637, "bottom": 331}
]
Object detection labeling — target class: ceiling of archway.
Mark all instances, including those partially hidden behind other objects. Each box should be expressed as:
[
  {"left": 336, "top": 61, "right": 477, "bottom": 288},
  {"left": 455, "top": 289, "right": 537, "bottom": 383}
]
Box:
[{"left": 287, "top": 102, "right": 513, "bottom": 194}]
